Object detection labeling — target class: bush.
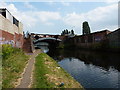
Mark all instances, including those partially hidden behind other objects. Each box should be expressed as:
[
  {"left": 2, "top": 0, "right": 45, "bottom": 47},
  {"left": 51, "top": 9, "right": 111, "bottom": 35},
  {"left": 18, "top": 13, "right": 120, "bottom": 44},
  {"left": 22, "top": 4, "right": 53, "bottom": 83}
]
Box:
[
  {"left": 2, "top": 44, "right": 21, "bottom": 59},
  {"left": 2, "top": 44, "right": 29, "bottom": 88}
]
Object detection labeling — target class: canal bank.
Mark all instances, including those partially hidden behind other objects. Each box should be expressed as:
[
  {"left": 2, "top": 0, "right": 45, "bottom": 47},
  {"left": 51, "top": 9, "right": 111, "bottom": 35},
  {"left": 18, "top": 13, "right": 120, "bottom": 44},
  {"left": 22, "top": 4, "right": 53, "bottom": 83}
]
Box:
[
  {"left": 32, "top": 53, "right": 84, "bottom": 88},
  {"left": 33, "top": 41, "right": 120, "bottom": 88}
]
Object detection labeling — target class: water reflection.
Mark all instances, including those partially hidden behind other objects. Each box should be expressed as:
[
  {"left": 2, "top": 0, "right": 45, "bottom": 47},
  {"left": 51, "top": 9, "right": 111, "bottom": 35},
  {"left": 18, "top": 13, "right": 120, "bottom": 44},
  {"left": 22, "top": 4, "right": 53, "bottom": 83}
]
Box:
[
  {"left": 47, "top": 49, "right": 120, "bottom": 88},
  {"left": 35, "top": 42, "right": 49, "bottom": 53},
  {"left": 39, "top": 46, "right": 49, "bottom": 53},
  {"left": 48, "top": 49, "right": 120, "bottom": 72}
]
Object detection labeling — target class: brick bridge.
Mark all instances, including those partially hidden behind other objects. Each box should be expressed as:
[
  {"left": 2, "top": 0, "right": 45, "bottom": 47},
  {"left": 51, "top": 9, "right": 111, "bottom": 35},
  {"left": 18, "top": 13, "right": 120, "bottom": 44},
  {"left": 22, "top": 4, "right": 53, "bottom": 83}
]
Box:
[{"left": 23, "top": 33, "right": 62, "bottom": 52}]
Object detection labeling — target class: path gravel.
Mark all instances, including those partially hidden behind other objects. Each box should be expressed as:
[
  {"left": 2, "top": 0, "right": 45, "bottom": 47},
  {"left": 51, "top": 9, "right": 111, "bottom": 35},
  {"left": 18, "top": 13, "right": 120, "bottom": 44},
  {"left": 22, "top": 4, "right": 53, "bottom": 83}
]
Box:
[{"left": 17, "top": 50, "right": 41, "bottom": 88}]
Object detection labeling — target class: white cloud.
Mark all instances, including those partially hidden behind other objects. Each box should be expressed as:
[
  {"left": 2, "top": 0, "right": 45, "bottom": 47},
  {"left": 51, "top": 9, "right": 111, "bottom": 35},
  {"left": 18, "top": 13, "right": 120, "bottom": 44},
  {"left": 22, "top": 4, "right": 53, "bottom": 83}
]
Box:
[
  {"left": 47, "top": 1, "right": 70, "bottom": 6},
  {"left": 0, "top": 2, "right": 61, "bottom": 30},
  {"left": 34, "top": 11, "right": 61, "bottom": 25},
  {"left": 104, "top": 0, "right": 119, "bottom": 3},
  {"left": 24, "top": 2, "right": 36, "bottom": 9},
  {"left": 0, "top": 2, "right": 7, "bottom": 8},
  {"left": 63, "top": 3, "right": 118, "bottom": 32},
  {"left": 0, "top": 1, "right": 118, "bottom": 34},
  {"left": 0, "top": 2, "right": 37, "bottom": 29},
  {"left": 47, "top": 1, "right": 56, "bottom": 6},
  {"left": 61, "top": 2, "right": 70, "bottom": 6},
  {"left": 2, "top": 0, "right": 119, "bottom": 2},
  {"left": 45, "top": 22, "right": 54, "bottom": 26},
  {"left": 36, "top": 11, "right": 61, "bottom": 22}
]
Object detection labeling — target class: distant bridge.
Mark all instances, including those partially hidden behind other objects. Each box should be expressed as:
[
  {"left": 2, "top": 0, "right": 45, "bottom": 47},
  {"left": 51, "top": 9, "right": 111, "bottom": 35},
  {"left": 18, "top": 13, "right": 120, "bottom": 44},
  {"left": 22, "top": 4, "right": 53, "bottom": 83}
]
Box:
[
  {"left": 33, "top": 37, "right": 62, "bottom": 43},
  {"left": 23, "top": 33, "right": 62, "bottom": 52},
  {"left": 33, "top": 37, "right": 62, "bottom": 49}
]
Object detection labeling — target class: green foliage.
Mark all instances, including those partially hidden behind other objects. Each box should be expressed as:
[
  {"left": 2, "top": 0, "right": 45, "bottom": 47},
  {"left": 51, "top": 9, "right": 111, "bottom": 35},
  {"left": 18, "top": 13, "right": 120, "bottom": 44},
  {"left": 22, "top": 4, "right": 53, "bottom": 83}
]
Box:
[
  {"left": 61, "top": 29, "right": 75, "bottom": 36},
  {"left": 71, "top": 30, "right": 74, "bottom": 35},
  {"left": 2, "top": 45, "right": 29, "bottom": 88},
  {"left": 2, "top": 44, "right": 21, "bottom": 59},
  {"left": 65, "top": 29, "right": 69, "bottom": 34},
  {"left": 33, "top": 53, "right": 55, "bottom": 88},
  {"left": 82, "top": 21, "right": 91, "bottom": 35}
]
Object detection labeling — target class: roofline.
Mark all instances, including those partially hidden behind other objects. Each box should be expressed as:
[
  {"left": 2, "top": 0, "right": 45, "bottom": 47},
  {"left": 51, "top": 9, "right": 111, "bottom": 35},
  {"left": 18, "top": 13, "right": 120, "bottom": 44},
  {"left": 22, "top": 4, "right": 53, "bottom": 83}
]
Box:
[
  {"left": 0, "top": 8, "right": 13, "bottom": 17},
  {"left": 107, "top": 28, "right": 120, "bottom": 35},
  {"left": 73, "top": 30, "right": 111, "bottom": 38},
  {"left": 0, "top": 8, "right": 21, "bottom": 23},
  {"left": 31, "top": 33, "right": 60, "bottom": 36}
]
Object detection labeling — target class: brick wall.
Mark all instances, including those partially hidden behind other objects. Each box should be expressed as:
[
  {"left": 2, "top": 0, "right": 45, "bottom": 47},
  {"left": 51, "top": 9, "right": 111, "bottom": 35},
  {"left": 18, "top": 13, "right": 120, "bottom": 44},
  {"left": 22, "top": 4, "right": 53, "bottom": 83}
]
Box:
[
  {"left": 0, "top": 30, "right": 23, "bottom": 48},
  {"left": 0, "top": 14, "right": 23, "bottom": 48},
  {"left": 107, "top": 29, "right": 120, "bottom": 49},
  {"left": 14, "top": 33, "right": 23, "bottom": 48},
  {"left": 68, "top": 30, "right": 111, "bottom": 49}
]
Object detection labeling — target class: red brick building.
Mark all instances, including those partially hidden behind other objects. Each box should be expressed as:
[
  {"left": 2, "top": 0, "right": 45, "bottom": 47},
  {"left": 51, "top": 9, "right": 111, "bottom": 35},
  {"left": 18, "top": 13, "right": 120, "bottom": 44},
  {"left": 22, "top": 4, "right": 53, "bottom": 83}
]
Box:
[
  {"left": 73, "top": 30, "right": 111, "bottom": 48},
  {"left": 0, "top": 8, "right": 23, "bottom": 48}
]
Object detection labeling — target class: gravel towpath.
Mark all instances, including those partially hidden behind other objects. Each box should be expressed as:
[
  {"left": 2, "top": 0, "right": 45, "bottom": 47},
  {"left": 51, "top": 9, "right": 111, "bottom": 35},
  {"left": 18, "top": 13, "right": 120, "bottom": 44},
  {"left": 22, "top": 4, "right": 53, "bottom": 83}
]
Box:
[{"left": 17, "top": 50, "right": 41, "bottom": 88}]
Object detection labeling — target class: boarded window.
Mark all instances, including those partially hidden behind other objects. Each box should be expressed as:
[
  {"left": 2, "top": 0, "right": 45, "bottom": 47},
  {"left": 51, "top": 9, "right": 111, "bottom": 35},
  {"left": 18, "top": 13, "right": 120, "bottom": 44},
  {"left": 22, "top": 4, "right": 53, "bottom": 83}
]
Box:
[
  {"left": 13, "top": 17, "right": 19, "bottom": 27},
  {"left": 0, "top": 9, "right": 6, "bottom": 18}
]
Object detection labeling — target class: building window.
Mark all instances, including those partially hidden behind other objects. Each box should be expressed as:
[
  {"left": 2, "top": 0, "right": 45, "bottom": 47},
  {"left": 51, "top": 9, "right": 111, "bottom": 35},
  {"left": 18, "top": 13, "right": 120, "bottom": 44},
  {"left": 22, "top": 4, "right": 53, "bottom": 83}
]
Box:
[
  {"left": 13, "top": 17, "right": 19, "bottom": 27},
  {"left": 0, "top": 9, "right": 6, "bottom": 18}
]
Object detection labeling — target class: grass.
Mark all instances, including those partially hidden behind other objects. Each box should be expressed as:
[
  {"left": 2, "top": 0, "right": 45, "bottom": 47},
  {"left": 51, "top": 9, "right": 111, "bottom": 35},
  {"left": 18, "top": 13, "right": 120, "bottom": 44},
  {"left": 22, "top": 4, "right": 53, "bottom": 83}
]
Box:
[
  {"left": 32, "top": 53, "right": 84, "bottom": 88},
  {"left": 0, "top": 65, "right": 1, "bottom": 89},
  {"left": 2, "top": 45, "right": 29, "bottom": 88}
]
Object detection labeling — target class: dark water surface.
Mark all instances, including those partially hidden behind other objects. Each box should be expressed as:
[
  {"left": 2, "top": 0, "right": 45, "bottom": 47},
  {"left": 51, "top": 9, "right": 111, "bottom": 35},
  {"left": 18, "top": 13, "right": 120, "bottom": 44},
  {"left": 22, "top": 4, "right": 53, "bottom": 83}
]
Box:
[{"left": 47, "top": 49, "right": 120, "bottom": 88}]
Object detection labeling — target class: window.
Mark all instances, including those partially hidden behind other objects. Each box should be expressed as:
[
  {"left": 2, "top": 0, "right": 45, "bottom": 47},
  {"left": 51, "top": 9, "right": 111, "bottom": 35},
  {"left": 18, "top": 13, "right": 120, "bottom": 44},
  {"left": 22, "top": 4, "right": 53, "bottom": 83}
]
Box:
[
  {"left": 0, "top": 9, "right": 6, "bottom": 18},
  {"left": 13, "top": 17, "right": 19, "bottom": 27}
]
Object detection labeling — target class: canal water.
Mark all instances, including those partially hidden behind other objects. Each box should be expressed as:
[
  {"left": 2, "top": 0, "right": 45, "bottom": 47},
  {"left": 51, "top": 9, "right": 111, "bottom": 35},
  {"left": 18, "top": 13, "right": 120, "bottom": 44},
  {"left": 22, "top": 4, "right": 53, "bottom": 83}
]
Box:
[{"left": 47, "top": 49, "right": 120, "bottom": 88}]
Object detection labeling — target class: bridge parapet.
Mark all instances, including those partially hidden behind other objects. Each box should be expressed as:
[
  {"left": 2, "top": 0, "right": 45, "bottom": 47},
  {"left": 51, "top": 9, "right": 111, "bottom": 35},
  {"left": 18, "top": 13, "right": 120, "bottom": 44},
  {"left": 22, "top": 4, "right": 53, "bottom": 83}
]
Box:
[{"left": 33, "top": 37, "right": 62, "bottom": 43}]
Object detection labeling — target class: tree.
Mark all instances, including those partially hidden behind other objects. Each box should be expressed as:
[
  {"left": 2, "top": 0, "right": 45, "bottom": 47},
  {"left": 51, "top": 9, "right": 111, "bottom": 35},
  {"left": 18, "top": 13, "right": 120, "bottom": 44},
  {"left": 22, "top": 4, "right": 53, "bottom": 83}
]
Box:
[
  {"left": 61, "top": 31, "right": 64, "bottom": 35},
  {"left": 65, "top": 29, "right": 69, "bottom": 34},
  {"left": 63, "top": 30, "right": 66, "bottom": 34},
  {"left": 68, "top": 31, "right": 71, "bottom": 34},
  {"left": 71, "top": 30, "right": 74, "bottom": 35},
  {"left": 82, "top": 21, "right": 91, "bottom": 35}
]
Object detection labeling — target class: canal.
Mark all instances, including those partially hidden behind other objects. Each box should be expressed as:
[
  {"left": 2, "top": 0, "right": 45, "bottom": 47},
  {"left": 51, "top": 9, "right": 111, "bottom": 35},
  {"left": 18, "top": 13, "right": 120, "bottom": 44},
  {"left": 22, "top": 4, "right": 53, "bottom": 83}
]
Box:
[
  {"left": 37, "top": 44, "right": 120, "bottom": 88},
  {"left": 47, "top": 49, "right": 120, "bottom": 88}
]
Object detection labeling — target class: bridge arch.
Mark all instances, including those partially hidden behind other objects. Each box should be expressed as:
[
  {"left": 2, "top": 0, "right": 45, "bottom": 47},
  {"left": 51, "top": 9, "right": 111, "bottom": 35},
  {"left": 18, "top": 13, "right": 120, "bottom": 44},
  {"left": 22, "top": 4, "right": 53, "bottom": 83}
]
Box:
[{"left": 33, "top": 37, "right": 62, "bottom": 49}]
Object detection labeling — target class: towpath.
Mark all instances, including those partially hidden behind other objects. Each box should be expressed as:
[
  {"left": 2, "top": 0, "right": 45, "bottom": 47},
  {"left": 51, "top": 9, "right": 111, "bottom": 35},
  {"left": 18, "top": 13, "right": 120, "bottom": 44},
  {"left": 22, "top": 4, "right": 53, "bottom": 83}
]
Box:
[{"left": 17, "top": 50, "right": 41, "bottom": 88}]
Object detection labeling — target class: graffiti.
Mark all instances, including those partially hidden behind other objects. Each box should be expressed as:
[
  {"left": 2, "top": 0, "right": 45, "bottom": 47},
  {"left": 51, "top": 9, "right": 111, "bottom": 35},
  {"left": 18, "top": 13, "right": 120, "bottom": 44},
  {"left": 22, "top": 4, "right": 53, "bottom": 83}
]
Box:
[
  {"left": 0, "top": 37, "right": 15, "bottom": 47},
  {"left": 16, "top": 41, "right": 21, "bottom": 48}
]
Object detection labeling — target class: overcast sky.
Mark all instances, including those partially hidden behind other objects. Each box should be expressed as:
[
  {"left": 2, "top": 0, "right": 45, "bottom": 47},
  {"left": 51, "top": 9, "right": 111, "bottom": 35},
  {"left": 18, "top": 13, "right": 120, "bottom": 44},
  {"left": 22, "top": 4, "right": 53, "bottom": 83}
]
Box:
[{"left": 0, "top": 0, "right": 119, "bottom": 35}]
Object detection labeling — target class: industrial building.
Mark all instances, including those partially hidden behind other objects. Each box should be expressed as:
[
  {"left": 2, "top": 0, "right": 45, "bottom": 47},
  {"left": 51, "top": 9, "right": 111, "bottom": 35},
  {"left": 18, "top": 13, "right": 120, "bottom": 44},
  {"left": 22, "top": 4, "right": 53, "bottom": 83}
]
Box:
[{"left": 0, "top": 8, "right": 23, "bottom": 48}]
